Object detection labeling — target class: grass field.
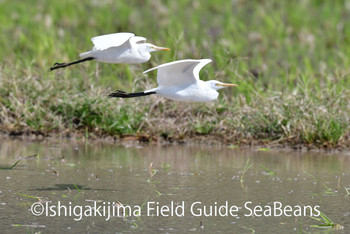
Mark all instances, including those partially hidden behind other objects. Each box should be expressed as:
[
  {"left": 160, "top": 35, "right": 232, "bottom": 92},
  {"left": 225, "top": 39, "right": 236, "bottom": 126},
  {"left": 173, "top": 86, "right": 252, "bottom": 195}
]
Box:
[{"left": 0, "top": 0, "right": 349, "bottom": 148}]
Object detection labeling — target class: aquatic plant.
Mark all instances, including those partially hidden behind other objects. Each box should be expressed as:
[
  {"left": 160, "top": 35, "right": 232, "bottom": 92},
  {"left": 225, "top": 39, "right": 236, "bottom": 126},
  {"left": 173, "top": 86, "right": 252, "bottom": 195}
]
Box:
[{"left": 310, "top": 211, "right": 344, "bottom": 230}]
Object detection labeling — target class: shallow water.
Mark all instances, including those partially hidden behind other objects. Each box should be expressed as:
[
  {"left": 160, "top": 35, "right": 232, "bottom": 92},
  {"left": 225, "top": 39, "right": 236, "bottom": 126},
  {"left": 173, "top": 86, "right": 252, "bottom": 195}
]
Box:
[{"left": 0, "top": 140, "right": 349, "bottom": 233}]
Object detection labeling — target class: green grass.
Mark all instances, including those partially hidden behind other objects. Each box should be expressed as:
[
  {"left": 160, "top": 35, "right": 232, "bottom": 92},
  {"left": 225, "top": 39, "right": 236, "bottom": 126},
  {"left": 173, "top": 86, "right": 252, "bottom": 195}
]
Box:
[
  {"left": 0, "top": 0, "right": 349, "bottom": 148},
  {"left": 310, "top": 211, "right": 344, "bottom": 230},
  {"left": 240, "top": 158, "right": 253, "bottom": 189},
  {"left": 0, "top": 159, "right": 21, "bottom": 170},
  {"left": 0, "top": 154, "right": 37, "bottom": 169}
]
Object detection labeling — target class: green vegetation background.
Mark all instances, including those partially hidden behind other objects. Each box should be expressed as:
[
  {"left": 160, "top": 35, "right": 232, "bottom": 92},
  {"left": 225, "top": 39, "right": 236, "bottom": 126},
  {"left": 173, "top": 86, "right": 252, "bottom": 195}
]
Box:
[{"left": 0, "top": 0, "right": 349, "bottom": 147}]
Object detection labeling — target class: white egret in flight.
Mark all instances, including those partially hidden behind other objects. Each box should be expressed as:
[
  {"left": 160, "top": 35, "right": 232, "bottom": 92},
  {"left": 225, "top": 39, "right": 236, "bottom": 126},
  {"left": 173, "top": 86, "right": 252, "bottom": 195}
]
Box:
[
  {"left": 108, "top": 59, "right": 238, "bottom": 102},
  {"left": 50, "top": 32, "right": 170, "bottom": 71}
]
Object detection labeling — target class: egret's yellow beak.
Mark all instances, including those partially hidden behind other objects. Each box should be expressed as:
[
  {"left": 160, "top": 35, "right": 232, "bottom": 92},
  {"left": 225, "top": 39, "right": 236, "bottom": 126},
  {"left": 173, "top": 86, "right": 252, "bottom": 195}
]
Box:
[
  {"left": 152, "top": 46, "right": 171, "bottom": 51},
  {"left": 218, "top": 83, "right": 238, "bottom": 87}
]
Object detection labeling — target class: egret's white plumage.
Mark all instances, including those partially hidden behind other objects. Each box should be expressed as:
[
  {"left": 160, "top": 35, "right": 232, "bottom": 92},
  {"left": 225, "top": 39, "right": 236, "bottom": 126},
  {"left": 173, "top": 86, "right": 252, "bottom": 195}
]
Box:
[
  {"left": 90, "top": 32, "right": 136, "bottom": 50},
  {"left": 50, "top": 32, "right": 170, "bottom": 71},
  {"left": 108, "top": 59, "right": 238, "bottom": 102}
]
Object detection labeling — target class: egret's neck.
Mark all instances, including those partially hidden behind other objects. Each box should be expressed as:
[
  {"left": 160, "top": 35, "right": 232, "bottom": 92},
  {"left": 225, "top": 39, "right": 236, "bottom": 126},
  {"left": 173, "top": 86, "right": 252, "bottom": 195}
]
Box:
[{"left": 137, "top": 45, "right": 151, "bottom": 60}]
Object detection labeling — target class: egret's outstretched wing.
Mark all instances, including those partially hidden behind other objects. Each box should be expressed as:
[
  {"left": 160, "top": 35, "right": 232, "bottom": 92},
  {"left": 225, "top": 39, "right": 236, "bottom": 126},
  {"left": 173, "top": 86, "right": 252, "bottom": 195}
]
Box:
[
  {"left": 144, "top": 59, "right": 212, "bottom": 87},
  {"left": 91, "top": 33, "right": 135, "bottom": 50},
  {"left": 129, "top": 36, "right": 147, "bottom": 45}
]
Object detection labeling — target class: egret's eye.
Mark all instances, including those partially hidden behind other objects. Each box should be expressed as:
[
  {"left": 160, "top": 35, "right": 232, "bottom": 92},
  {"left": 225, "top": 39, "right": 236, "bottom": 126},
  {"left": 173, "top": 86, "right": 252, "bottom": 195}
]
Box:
[{"left": 215, "top": 83, "right": 220, "bottom": 86}]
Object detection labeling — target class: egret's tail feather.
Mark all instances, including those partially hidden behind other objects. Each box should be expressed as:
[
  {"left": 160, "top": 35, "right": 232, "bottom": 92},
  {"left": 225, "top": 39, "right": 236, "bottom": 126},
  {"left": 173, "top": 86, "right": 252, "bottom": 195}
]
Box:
[
  {"left": 108, "top": 90, "right": 156, "bottom": 98},
  {"left": 49, "top": 57, "right": 95, "bottom": 71}
]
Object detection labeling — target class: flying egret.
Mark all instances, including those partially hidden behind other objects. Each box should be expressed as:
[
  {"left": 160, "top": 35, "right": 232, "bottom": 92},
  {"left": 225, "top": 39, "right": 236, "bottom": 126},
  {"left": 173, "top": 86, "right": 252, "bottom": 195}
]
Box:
[
  {"left": 50, "top": 32, "right": 170, "bottom": 71},
  {"left": 108, "top": 59, "right": 238, "bottom": 102}
]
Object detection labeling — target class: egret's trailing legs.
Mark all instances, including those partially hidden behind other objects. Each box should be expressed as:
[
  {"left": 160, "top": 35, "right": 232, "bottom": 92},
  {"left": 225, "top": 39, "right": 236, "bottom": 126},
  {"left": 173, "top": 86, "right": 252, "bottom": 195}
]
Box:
[
  {"left": 108, "top": 90, "right": 156, "bottom": 98},
  {"left": 50, "top": 57, "right": 95, "bottom": 71}
]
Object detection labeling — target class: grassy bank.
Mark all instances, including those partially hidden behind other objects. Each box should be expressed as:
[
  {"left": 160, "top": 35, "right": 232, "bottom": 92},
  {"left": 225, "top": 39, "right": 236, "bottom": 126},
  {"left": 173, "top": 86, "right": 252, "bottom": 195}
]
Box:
[{"left": 0, "top": 0, "right": 349, "bottom": 148}]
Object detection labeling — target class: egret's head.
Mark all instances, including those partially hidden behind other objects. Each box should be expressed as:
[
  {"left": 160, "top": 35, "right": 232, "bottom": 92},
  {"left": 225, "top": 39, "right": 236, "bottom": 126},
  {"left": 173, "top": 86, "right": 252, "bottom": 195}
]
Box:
[
  {"left": 207, "top": 80, "right": 238, "bottom": 90},
  {"left": 143, "top": 43, "right": 171, "bottom": 53}
]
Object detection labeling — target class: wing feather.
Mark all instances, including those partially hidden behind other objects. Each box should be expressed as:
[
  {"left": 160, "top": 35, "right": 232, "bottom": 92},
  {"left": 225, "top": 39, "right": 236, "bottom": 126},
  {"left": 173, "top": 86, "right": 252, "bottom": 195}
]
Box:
[
  {"left": 91, "top": 33, "right": 135, "bottom": 50},
  {"left": 144, "top": 59, "right": 212, "bottom": 87},
  {"left": 129, "top": 36, "right": 147, "bottom": 44}
]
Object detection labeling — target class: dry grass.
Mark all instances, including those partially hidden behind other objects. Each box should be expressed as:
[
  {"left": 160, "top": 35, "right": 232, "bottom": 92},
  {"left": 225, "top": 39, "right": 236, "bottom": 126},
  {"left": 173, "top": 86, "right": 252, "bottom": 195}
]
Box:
[{"left": 0, "top": 0, "right": 349, "bottom": 148}]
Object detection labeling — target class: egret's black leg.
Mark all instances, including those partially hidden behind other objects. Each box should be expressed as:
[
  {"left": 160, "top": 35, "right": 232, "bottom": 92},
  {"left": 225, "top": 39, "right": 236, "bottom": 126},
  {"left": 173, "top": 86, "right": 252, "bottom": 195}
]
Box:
[
  {"left": 49, "top": 57, "right": 95, "bottom": 71},
  {"left": 54, "top": 62, "right": 67, "bottom": 66},
  {"left": 108, "top": 90, "right": 156, "bottom": 98}
]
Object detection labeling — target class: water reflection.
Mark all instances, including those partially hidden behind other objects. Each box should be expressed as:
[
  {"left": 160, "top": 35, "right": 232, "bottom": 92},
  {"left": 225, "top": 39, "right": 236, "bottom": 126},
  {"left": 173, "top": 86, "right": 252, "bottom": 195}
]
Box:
[{"left": 0, "top": 140, "right": 349, "bottom": 233}]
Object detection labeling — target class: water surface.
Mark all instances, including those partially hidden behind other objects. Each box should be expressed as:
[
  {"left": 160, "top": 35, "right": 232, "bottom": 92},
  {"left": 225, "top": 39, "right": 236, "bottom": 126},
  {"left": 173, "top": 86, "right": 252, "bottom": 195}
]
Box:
[{"left": 0, "top": 140, "right": 349, "bottom": 233}]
